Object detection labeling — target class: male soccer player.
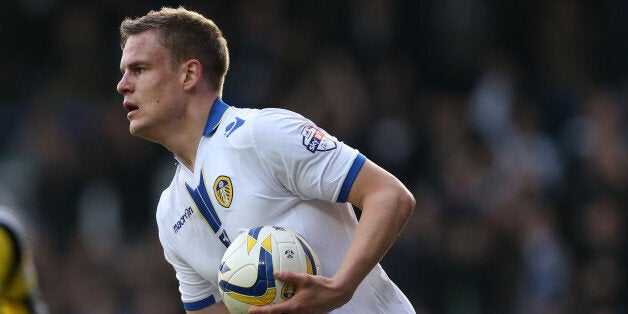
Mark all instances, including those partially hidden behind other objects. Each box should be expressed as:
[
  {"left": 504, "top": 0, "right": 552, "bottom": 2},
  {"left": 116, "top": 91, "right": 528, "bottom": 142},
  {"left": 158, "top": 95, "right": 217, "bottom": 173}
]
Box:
[
  {"left": 0, "top": 206, "right": 48, "bottom": 314},
  {"left": 117, "top": 7, "right": 415, "bottom": 313}
]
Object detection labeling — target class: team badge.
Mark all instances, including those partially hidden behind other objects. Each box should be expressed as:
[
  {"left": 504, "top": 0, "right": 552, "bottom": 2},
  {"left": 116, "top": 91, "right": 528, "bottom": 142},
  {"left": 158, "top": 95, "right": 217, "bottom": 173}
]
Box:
[
  {"left": 281, "top": 283, "right": 297, "bottom": 300},
  {"left": 301, "top": 125, "right": 337, "bottom": 153},
  {"left": 213, "top": 176, "right": 233, "bottom": 208}
]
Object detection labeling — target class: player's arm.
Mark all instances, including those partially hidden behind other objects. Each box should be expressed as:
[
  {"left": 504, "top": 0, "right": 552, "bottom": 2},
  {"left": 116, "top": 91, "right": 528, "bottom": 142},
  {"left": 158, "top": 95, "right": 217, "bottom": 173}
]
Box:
[
  {"left": 251, "top": 159, "right": 416, "bottom": 313},
  {"left": 186, "top": 301, "right": 230, "bottom": 314},
  {"left": 331, "top": 158, "right": 416, "bottom": 300},
  {"left": 159, "top": 229, "right": 232, "bottom": 314}
]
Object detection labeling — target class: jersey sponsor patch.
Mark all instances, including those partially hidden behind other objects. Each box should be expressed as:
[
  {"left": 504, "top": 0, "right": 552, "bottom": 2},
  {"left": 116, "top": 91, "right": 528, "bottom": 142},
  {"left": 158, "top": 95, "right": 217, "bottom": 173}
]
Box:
[
  {"left": 301, "top": 125, "right": 337, "bottom": 153},
  {"left": 214, "top": 176, "right": 233, "bottom": 208}
]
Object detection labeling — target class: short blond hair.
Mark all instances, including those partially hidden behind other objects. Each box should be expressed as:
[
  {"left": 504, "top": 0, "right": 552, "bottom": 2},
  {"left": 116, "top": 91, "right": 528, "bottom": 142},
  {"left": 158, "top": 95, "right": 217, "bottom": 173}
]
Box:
[{"left": 120, "top": 7, "right": 230, "bottom": 94}]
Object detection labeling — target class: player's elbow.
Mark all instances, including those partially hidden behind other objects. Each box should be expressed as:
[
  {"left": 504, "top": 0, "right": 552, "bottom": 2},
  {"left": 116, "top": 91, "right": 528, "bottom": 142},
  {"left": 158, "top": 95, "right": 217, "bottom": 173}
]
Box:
[{"left": 396, "top": 188, "right": 415, "bottom": 225}]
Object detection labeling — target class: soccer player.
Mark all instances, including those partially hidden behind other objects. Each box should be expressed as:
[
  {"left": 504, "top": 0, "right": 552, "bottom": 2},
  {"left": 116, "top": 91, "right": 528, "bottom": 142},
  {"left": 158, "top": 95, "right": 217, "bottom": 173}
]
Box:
[
  {"left": 0, "top": 206, "right": 48, "bottom": 314},
  {"left": 117, "top": 7, "right": 415, "bottom": 313}
]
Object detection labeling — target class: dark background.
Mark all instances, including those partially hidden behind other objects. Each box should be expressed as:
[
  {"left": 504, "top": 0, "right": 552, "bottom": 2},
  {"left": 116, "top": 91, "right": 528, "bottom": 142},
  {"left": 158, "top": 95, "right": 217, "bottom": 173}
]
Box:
[{"left": 0, "top": 1, "right": 626, "bottom": 313}]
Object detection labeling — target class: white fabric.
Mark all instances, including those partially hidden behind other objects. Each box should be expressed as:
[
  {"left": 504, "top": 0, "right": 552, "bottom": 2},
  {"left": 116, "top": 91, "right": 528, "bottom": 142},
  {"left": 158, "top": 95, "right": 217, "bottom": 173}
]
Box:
[{"left": 157, "top": 105, "right": 414, "bottom": 313}]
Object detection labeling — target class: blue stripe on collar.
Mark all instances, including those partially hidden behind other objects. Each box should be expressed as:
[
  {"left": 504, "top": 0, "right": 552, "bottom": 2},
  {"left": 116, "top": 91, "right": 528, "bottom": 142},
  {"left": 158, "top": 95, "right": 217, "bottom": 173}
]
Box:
[{"left": 203, "top": 98, "right": 230, "bottom": 136}]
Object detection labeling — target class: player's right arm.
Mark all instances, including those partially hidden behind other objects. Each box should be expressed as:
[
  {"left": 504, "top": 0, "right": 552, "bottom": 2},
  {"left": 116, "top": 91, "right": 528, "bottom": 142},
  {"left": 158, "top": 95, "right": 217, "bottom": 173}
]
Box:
[
  {"left": 159, "top": 220, "right": 231, "bottom": 314},
  {"left": 186, "top": 301, "right": 230, "bottom": 314},
  {"left": 162, "top": 245, "right": 231, "bottom": 314}
]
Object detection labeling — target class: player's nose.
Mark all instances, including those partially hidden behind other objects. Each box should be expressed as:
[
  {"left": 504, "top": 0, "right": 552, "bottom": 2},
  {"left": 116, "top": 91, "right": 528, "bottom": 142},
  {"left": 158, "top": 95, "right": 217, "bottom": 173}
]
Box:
[{"left": 117, "top": 74, "right": 133, "bottom": 95}]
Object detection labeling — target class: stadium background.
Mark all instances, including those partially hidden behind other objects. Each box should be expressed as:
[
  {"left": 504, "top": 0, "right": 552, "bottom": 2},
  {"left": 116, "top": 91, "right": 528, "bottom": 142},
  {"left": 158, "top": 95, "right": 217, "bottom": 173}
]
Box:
[{"left": 0, "top": 0, "right": 626, "bottom": 313}]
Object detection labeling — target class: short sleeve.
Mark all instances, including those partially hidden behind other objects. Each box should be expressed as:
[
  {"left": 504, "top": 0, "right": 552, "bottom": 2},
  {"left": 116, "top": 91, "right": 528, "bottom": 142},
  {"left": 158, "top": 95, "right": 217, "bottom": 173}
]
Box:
[
  {"left": 250, "top": 109, "right": 364, "bottom": 203},
  {"left": 160, "top": 242, "right": 222, "bottom": 311}
]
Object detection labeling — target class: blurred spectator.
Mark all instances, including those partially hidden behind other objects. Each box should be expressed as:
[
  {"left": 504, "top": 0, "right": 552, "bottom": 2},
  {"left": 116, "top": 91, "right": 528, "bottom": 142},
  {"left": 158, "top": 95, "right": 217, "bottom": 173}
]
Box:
[{"left": 0, "top": 204, "right": 48, "bottom": 313}]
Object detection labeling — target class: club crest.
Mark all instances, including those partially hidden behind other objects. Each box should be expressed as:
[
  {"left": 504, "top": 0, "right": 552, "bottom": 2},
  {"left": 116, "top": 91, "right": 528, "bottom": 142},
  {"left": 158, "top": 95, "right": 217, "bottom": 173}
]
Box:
[
  {"left": 301, "top": 125, "right": 337, "bottom": 153},
  {"left": 281, "top": 283, "right": 297, "bottom": 300},
  {"left": 213, "top": 176, "right": 233, "bottom": 208}
]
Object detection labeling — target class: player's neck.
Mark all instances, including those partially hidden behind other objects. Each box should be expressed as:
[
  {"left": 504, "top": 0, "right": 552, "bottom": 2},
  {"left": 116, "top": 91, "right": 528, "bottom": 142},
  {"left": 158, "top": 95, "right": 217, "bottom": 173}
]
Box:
[
  {"left": 170, "top": 133, "right": 201, "bottom": 172},
  {"left": 163, "top": 96, "right": 216, "bottom": 172}
]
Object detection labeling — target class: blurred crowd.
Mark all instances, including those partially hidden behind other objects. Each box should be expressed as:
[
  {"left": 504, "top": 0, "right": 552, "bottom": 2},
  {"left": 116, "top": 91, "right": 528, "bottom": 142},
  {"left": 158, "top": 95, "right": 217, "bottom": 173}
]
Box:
[{"left": 0, "top": 0, "right": 626, "bottom": 313}]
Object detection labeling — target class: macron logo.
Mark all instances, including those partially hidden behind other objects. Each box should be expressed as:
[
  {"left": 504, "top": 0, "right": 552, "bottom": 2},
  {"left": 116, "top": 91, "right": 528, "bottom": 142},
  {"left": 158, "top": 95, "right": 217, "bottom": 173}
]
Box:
[
  {"left": 225, "top": 117, "right": 245, "bottom": 137},
  {"left": 173, "top": 207, "right": 194, "bottom": 233}
]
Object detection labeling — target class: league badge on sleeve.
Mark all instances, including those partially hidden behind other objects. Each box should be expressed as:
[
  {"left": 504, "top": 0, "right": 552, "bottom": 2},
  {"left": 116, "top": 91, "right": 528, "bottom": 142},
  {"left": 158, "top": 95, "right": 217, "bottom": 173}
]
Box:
[{"left": 301, "top": 125, "right": 337, "bottom": 153}]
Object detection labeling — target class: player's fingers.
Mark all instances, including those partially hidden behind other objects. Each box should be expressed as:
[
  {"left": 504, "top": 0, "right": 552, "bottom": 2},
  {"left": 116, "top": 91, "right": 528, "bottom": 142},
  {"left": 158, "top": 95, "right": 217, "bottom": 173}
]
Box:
[
  {"left": 247, "top": 304, "right": 267, "bottom": 314},
  {"left": 248, "top": 303, "right": 291, "bottom": 314},
  {"left": 273, "top": 270, "right": 307, "bottom": 284}
]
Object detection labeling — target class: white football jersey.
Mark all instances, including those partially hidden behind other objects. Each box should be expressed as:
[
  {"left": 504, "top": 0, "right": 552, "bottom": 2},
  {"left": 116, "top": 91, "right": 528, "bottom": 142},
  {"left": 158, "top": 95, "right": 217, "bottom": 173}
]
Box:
[{"left": 156, "top": 99, "right": 414, "bottom": 313}]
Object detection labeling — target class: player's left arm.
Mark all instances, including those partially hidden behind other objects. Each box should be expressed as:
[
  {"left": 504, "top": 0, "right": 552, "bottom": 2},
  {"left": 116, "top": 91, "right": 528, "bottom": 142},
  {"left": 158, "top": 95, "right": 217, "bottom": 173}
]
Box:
[
  {"left": 250, "top": 159, "right": 416, "bottom": 313},
  {"left": 335, "top": 158, "right": 416, "bottom": 299}
]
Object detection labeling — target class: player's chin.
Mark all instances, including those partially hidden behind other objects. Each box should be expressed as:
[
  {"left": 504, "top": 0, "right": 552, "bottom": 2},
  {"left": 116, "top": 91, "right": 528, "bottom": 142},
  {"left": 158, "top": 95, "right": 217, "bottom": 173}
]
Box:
[
  {"left": 128, "top": 121, "right": 147, "bottom": 137},
  {"left": 130, "top": 123, "right": 161, "bottom": 144},
  {"left": 128, "top": 123, "right": 140, "bottom": 136}
]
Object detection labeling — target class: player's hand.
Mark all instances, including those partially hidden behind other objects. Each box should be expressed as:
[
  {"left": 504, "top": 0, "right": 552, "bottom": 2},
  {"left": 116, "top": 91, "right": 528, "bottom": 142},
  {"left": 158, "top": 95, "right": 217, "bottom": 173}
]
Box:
[{"left": 248, "top": 270, "right": 352, "bottom": 314}]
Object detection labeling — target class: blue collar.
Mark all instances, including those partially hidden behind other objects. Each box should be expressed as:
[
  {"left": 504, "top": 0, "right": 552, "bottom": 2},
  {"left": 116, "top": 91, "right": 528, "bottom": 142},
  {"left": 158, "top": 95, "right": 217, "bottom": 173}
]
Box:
[{"left": 203, "top": 98, "right": 230, "bottom": 136}]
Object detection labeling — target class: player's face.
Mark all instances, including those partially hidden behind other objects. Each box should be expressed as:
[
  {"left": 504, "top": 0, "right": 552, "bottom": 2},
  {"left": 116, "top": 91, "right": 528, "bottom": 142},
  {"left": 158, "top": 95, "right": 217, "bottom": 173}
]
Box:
[{"left": 117, "top": 30, "right": 186, "bottom": 141}]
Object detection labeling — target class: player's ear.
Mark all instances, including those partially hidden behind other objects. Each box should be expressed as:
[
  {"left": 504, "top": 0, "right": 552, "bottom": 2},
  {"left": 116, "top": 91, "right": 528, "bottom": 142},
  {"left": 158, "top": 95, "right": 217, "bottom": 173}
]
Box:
[{"left": 182, "top": 59, "right": 202, "bottom": 91}]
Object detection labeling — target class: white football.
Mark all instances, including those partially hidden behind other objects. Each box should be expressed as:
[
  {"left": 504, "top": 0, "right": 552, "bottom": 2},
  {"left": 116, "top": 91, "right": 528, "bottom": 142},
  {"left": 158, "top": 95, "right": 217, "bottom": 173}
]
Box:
[{"left": 217, "top": 226, "right": 322, "bottom": 314}]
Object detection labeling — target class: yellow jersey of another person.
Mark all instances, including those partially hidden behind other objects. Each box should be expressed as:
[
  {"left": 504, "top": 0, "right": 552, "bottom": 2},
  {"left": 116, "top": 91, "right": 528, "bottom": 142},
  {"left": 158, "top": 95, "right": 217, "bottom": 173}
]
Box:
[{"left": 0, "top": 207, "right": 47, "bottom": 314}]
